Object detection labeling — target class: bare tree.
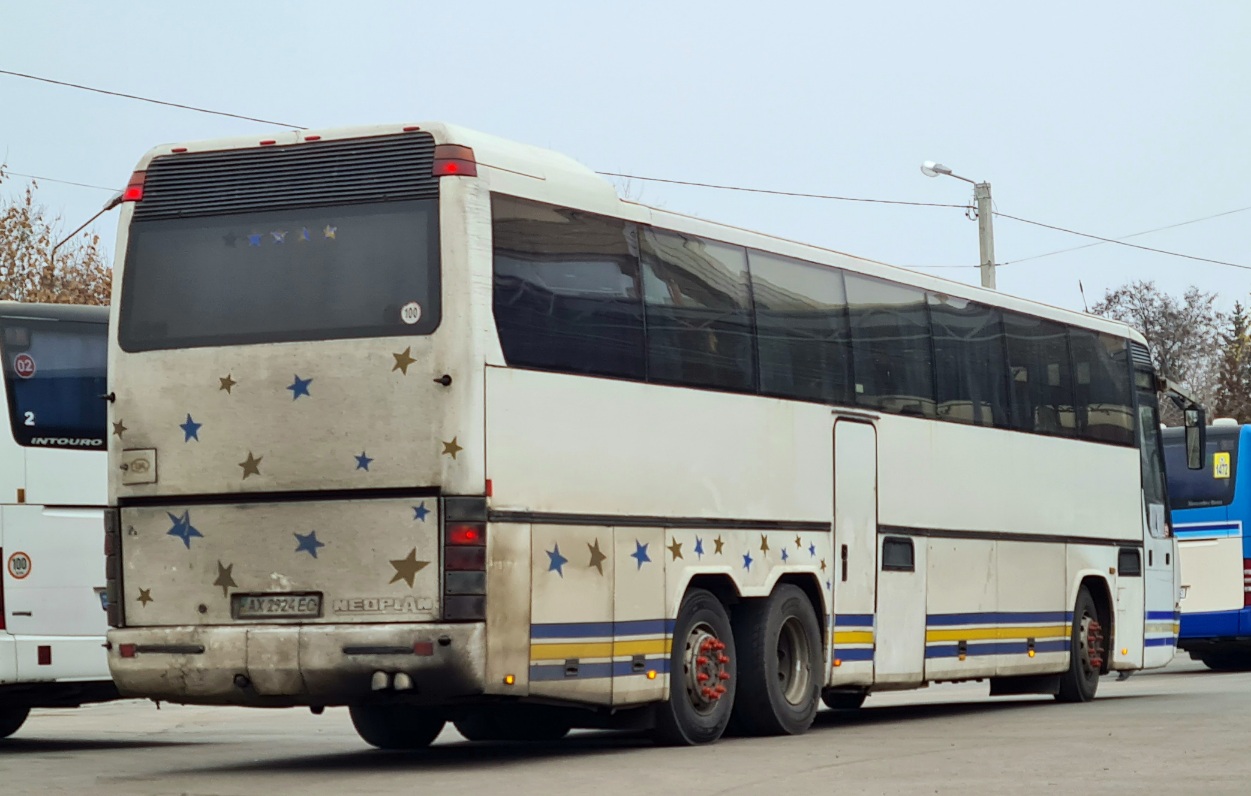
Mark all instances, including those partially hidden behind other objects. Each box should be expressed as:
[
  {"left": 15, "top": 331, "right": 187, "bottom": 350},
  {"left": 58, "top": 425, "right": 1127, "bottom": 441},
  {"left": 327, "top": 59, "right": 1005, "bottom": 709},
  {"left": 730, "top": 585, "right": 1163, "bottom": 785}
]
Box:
[
  {"left": 0, "top": 165, "right": 112, "bottom": 305},
  {"left": 1215, "top": 302, "right": 1251, "bottom": 422},
  {"left": 1091, "top": 280, "right": 1223, "bottom": 414}
]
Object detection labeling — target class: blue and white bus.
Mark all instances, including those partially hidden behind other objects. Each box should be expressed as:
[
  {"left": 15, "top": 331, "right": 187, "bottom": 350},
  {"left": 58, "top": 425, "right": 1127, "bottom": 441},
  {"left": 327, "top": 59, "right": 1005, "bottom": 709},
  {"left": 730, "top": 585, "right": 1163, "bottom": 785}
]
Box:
[{"left": 1167, "top": 420, "right": 1251, "bottom": 670}]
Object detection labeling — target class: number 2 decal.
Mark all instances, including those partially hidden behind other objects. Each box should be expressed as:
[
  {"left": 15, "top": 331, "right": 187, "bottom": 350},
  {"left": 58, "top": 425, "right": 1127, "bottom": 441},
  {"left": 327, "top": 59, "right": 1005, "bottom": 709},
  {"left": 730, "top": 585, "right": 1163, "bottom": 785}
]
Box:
[{"left": 23, "top": 411, "right": 34, "bottom": 427}]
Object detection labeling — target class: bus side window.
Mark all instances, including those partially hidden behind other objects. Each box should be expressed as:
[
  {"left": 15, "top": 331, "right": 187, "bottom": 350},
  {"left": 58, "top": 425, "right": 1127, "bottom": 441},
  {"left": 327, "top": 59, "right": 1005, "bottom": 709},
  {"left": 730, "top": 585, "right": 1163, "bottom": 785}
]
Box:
[
  {"left": 1069, "top": 329, "right": 1134, "bottom": 446},
  {"left": 929, "top": 295, "right": 1010, "bottom": 427},
  {"left": 845, "top": 274, "right": 936, "bottom": 417},
  {"left": 1003, "top": 312, "right": 1076, "bottom": 437}
]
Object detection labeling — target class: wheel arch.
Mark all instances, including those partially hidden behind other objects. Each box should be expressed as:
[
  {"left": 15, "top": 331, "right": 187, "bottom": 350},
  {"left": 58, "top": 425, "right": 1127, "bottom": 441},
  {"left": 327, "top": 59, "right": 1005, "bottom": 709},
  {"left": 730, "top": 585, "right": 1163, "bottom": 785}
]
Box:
[{"left": 1076, "top": 574, "right": 1114, "bottom": 673}]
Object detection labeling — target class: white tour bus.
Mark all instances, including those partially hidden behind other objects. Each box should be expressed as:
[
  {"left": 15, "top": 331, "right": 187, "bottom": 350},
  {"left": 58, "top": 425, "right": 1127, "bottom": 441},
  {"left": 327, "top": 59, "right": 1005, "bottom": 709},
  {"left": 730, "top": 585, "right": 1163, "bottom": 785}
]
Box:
[
  {"left": 0, "top": 302, "right": 114, "bottom": 740},
  {"left": 105, "top": 124, "right": 1194, "bottom": 747}
]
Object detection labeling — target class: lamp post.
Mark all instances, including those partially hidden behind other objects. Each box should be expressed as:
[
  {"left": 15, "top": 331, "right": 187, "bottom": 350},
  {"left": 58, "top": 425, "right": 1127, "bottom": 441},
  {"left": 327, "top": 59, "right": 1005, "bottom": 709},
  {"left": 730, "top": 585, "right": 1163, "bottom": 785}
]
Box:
[{"left": 921, "top": 161, "right": 996, "bottom": 290}]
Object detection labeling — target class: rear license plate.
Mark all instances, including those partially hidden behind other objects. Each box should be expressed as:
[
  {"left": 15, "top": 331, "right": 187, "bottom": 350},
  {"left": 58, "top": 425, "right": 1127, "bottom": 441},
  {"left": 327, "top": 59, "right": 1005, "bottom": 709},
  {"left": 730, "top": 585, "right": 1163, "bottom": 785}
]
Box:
[{"left": 232, "top": 593, "right": 323, "bottom": 619}]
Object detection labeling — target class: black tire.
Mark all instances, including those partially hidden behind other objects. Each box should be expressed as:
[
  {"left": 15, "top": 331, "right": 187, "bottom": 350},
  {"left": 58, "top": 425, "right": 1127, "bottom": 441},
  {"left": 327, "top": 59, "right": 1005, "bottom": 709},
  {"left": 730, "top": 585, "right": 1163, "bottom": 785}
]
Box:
[
  {"left": 653, "top": 588, "right": 736, "bottom": 746},
  {"left": 821, "top": 689, "right": 867, "bottom": 711},
  {"left": 1057, "top": 586, "right": 1105, "bottom": 703},
  {"left": 349, "top": 704, "right": 445, "bottom": 750},
  {"left": 1199, "top": 652, "right": 1251, "bottom": 672},
  {"left": 454, "top": 709, "right": 571, "bottom": 742},
  {"left": 0, "top": 707, "right": 30, "bottom": 740},
  {"left": 731, "top": 584, "right": 823, "bottom": 735}
]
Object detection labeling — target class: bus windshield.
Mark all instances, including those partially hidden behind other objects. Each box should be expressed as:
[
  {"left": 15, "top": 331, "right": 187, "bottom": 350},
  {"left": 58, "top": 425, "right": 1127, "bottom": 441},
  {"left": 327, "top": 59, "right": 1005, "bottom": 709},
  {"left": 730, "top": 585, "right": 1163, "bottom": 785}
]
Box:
[
  {"left": 118, "top": 199, "right": 441, "bottom": 351},
  {"left": 1164, "top": 426, "right": 1239, "bottom": 509},
  {"left": 1, "top": 316, "right": 107, "bottom": 449}
]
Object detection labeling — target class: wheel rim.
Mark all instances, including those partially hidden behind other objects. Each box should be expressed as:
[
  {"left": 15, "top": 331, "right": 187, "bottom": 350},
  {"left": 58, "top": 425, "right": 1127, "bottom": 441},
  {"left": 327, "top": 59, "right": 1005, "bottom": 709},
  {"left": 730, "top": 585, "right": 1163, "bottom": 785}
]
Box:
[
  {"left": 1077, "top": 613, "right": 1105, "bottom": 678},
  {"left": 682, "top": 622, "right": 730, "bottom": 714},
  {"left": 776, "top": 616, "right": 812, "bottom": 705}
]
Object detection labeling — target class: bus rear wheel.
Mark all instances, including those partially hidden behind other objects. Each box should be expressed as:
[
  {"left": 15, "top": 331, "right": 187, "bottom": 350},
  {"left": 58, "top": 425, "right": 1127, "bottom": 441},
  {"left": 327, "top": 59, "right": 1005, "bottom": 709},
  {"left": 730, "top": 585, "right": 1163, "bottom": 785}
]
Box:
[
  {"left": 1057, "top": 586, "right": 1105, "bottom": 703},
  {"left": 653, "top": 588, "right": 737, "bottom": 746},
  {"left": 731, "top": 584, "right": 822, "bottom": 735},
  {"left": 349, "top": 704, "right": 445, "bottom": 750},
  {"left": 0, "top": 706, "right": 30, "bottom": 739}
]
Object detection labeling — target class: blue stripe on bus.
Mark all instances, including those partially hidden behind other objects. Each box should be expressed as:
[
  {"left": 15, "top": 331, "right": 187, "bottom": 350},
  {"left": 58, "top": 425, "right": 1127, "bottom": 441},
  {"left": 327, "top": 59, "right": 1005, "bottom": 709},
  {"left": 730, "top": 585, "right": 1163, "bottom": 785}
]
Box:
[
  {"left": 834, "top": 614, "right": 875, "bottom": 627},
  {"left": 1174, "top": 522, "right": 1241, "bottom": 540},
  {"left": 529, "top": 658, "right": 671, "bottom": 681},
  {"left": 1145, "top": 611, "right": 1180, "bottom": 621},
  {"left": 1144, "top": 637, "right": 1177, "bottom": 647},
  {"left": 530, "top": 619, "right": 675, "bottom": 640},
  {"left": 926, "top": 611, "right": 1072, "bottom": 626},
  {"left": 926, "top": 639, "right": 1069, "bottom": 658},
  {"left": 833, "top": 648, "right": 875, "bottom": 661}
]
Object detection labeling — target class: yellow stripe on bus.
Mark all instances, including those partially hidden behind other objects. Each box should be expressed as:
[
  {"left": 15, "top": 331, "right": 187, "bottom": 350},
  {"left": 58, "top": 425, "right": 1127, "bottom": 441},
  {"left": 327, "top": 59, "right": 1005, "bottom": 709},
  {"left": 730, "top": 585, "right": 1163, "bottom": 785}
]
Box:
[
  {"left": 925, "top": 625, "right": 1069, "bottom": 643},
  {"left": 530, "top": 638, "right": 670, "bottom": 661},
  {"left": 833, "top": 630, "right": 875, "bottom": 645}
]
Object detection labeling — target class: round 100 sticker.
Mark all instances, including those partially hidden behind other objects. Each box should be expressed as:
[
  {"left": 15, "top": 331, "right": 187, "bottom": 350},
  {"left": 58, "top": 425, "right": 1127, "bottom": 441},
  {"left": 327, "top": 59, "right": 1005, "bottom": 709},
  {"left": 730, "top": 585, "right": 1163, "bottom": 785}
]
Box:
[
  {"left": 13, "top": 354, "right": 35, "bottom": 379},
  {"left": 7, "top": 551, "right": 31, "bottom": 580}
]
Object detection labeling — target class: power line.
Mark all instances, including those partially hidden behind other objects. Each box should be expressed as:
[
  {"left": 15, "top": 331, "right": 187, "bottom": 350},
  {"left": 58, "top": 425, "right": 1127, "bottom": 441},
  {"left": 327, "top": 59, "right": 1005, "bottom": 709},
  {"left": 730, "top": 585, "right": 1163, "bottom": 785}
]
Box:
[
  {"left": 598, "top": 171, "right": 967, "bottom": 209},
  {"left": 3, "top": 171, "right": 117, "bottom": 192},
  {"left": 993, "top": 211, "right": 1251, "bottom": 271},
  {"left": 0, "top": 69, "right": 304, "bottom": 129}
]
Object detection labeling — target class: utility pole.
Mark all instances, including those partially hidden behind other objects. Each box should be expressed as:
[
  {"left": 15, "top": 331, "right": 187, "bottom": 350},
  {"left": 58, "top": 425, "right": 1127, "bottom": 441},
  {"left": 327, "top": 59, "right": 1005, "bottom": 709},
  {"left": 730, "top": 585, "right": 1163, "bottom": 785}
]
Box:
[
  {"left": 974, "top": 181, "right": 995, "bottom": 290},
  {"left": 921, "top": 161, "right": 996, "bottom": 290}
]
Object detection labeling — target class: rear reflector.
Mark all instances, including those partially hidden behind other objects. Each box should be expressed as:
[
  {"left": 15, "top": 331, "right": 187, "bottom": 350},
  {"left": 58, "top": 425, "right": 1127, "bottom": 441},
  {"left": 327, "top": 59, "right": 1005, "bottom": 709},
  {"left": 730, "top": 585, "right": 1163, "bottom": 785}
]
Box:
[
  {"left": 413, "top": 640, "right": 434, "bottom": 656},
  {"left": 119, "top": 644, "right": 136, "bottom": 658},
  {"left": 122, "top": 171, "right": 146, "bottom": 202},
  {"left": 432, "top": 144, "right": 478, "bottom": 177},
  {"left": 37, "top": 645, "right": 51, "bottom": 666},
  {"left": 447, "top": 523, "right": 486, "bottom": 546},
  {"left": 1243, "top": 559, "right": 1251, "bottom": 607}
]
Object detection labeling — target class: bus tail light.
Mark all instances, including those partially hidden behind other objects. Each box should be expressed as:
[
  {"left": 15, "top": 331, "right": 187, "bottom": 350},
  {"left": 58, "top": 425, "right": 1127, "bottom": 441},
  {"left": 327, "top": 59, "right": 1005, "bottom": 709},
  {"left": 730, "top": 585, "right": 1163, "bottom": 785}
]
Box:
[
  {"left": 432, "top": 145, "right": 478, "bottom": 177},
  {"left": 104, "top": 509, "right": 123, "bottom": 627},
  {"left": 1243, "top": 559, "right": 1251, "bottom": 608},
  {"left": 442, "top": 498, "right": 486, "bottom": 621},
  {"left": 122, "top": 171, "right": 146, "bottom": 202}
]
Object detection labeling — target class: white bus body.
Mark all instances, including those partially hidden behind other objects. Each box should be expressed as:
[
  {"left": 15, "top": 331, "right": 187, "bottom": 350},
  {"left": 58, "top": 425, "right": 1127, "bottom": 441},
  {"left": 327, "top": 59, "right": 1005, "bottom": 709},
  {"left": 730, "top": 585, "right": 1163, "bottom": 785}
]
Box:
[
  {"left": 106, "top": 124, "right": 1175, "bottom": 747},
  {"left": 0, "top": 303, "right": 114, "bottom": 739}
]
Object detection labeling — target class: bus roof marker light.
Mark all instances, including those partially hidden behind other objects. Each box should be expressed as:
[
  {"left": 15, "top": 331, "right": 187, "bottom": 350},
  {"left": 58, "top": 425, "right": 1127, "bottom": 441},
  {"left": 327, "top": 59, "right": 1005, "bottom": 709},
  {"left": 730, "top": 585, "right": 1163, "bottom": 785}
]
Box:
[
  {"left": 432, "top": 144, "right": 478, "bottom": 177},
  {"left": 259, "top": 139, "right": 277, "bottom": 146},
  {"left": 122, "top": 171, "right": 147, "bottom": 202}
]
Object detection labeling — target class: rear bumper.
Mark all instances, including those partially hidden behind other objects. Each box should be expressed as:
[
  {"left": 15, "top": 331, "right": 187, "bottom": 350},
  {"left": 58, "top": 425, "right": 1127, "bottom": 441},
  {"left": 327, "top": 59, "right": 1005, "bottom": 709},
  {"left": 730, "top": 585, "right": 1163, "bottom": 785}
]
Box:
[{"left": 106, "top": 623, "right": 485, "bottom": 706}]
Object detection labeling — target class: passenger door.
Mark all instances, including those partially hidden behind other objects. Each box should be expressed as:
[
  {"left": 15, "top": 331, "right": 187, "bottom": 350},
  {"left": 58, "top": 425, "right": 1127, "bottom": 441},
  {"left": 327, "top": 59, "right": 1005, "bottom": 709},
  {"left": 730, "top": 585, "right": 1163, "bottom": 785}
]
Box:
[
  {"left": 1137, "top": 384, "right": 1178, "bottom": 668},
  {"left": 829, "top": 419, "right": 879, "bottom": 685}
]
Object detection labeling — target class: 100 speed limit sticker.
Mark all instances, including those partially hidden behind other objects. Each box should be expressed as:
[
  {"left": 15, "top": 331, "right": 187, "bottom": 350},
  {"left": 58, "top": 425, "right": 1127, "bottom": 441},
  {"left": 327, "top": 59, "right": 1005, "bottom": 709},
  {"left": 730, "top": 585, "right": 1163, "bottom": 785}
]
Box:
[{"left": 7, "top": 551, "right": 31, "bottom": 579}]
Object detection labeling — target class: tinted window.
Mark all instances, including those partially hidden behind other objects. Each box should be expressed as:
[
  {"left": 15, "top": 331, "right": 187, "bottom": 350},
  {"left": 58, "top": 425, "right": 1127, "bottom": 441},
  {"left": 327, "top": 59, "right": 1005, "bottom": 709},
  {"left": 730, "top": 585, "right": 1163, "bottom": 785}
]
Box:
[
  {"left": 750, "top": 252, "right": 852, "bottom": 403},
  {"left": 1004, "top": 313, "right": 1075, "bottom": 436},
  {"left": 641, "top": 229, "right": 755, "bottom": 392},
  {"left": 1, "top": 319, "right": 106, "bottom": 449},
  {"left": 929, "top": 295, "right": 1010, "bottom": 427},
  {"left": 120, "top": 200, "right": 440, "bottom": 351},
  {"left": 1070, "top": 329, "right": 1134, "bottom": 445},
  {"left": 846, "top": 275, "right": 935, "bottom": 417},
  {"left": 492, "top": 197, "right": 644, "bottom": 380},
  {"left": 1137, "top": 390, "right": 1168, "bottom": 536},
  {"left": 1164, "top": 427, "right": 1239, "bottom": 509}
]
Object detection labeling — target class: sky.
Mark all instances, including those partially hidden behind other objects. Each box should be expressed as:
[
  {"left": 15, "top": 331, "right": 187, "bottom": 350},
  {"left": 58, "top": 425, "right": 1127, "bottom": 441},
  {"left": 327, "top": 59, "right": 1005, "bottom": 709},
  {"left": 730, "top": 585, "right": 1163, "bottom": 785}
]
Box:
[{"left": 2, "top": 1, "right": 1249, "bottom": 317}]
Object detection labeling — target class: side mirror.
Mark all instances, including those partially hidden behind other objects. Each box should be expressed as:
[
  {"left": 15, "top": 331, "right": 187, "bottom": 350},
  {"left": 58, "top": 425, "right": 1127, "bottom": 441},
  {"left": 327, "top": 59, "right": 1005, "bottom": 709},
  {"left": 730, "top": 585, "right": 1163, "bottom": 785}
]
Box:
[{"left": 1184, "top": 407, "right": 1206, "bottom": 470}]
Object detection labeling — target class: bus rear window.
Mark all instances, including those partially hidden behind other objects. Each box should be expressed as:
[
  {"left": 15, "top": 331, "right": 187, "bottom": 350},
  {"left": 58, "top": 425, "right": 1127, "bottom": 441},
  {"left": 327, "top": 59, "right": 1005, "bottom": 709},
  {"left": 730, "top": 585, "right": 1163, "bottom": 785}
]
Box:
[
  {"left": 119, "top": 199, "right": 440, "bottom": 351},
  {"left": 1164, "top": 427, "right": 1239, "bottom": 509},
  {"left": 1, "top": 319, "right": 107, "bottom": 450}
]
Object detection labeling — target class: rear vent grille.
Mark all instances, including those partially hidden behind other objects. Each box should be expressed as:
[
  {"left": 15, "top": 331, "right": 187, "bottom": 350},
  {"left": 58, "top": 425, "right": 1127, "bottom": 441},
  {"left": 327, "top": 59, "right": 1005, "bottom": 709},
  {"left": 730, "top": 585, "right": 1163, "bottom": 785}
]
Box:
[
  {"left": 134, "top": 133, "right": 438, "bottom": 220},
  {"left": 1130, "top": 342, "right": 1153, "bottom": 369}
]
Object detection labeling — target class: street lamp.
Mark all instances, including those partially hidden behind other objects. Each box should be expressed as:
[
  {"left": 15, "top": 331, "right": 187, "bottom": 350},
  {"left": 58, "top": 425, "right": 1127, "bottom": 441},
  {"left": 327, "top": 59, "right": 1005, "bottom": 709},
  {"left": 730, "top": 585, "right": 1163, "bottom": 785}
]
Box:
[{"left": 921, "top": 161, "right": 996, "bottom": 290}]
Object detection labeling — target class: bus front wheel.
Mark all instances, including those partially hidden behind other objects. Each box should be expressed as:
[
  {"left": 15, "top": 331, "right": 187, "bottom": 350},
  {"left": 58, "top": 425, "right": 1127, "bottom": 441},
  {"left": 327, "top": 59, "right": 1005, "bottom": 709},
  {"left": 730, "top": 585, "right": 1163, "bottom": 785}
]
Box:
[
  {"left": 1057, "top": 586, "right": 1105, "bottom": 703},
  {"left": 653, "top": 588, "right": 737, "bottom": 746},
  {"left": 0, "top": 706, "right": 30, "bottom": 740},
  {"left": 349, "top": 704, "right": 445, "bottom": 750}
]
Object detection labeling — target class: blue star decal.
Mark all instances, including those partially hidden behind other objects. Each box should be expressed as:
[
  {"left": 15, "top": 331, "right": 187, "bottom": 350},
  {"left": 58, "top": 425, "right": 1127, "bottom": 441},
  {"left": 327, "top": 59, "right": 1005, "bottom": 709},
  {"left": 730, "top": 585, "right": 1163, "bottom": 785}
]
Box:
[
  {"left": 808, "top": 542, "right": 817, "bottom": 557},
  {"left": 287, "top": 375, "right": 313, "bottom": 400},
  {"left": 355, "top": 451, "right": 373, "bottom": 471},
  {"left": 781, "top": 547, "right": 789, "bottom": 562},
  {"left": 546, "top": 543, "right": 568, "bottom": 577},
  {"left": 294, "top": 531, "right": 325, "bottom": 558},
  {"left": 694, "top": 537, "right": 705, "bottom": 559},
  {"left": 826, "top": 580, "right": 833, "bottom": 591},
  {"left": 742, "top": 551, "right": 754, "bottom": 571},
  {"left": 299, "top": 227, "right": 311, "bottom": 242},
  {"left": 412, "top": 502, "right": 430, "bottom": 522},
  {"left": 630, "top": 540, "right": 651, "bottom": 570},
  {"left": 248, "top": 233, "right": 262, "bottom": 247},
  {"left": 166, "top": 510, "right": 203, "bottom": 549},
  {"left": 180, "top": 413, "right": 202, "bottom": 442}
]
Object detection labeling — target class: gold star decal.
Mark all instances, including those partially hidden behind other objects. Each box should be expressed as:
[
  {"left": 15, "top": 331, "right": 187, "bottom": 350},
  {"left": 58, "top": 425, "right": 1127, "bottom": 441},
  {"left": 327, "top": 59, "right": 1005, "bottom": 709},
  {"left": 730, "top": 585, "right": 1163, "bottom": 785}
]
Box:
[
  {"left": 323, "top": 224, "right": 337, "bottom": 239},
  {"left": 587, "top": 539, "right": 607, "bottom": 574},
  {"left": 795, "top": 535, "right": 803, "bottom": 549},
  {"left": 760, "top": 534, "right": 770, "bottom": 554},
  {"left": 389, "top": 548, "right": 430, "bottom": 588},
  {"left": 239, "top": 451, "right": 263, "bottom": 479},
  {"left": 668, "top": 539, "right": 684, "bottom": 560},
  {"left": 219, "top": 374, "right": 238, "bottom": 393},
  {"left": 137, "top": 588, "right": 153, "bottom": 606},
  {"left": 713, "top": 535, "right": 725, "bottom": 554},
  {"left": 820, "top": 558, "right": 828, "bottom": 572},
  {"left": 112, "top": 420, "right": 127, "bottom": 438},
  {"left": 441, "top": 437, "right": 463, "bottom": 459},
  {"left": 392, "top": 347, "right": 417, "bottom": 375},
  {"left": 213, "top": 561, "right": 237, "bottom": 597}
]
